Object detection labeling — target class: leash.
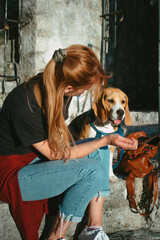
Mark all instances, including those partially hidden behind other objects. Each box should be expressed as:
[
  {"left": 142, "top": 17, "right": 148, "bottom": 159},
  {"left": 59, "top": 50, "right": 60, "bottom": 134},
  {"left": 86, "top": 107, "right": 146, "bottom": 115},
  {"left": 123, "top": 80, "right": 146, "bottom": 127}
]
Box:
[{"left": 88, "top": 109, "right": 124, "bottom": 169}]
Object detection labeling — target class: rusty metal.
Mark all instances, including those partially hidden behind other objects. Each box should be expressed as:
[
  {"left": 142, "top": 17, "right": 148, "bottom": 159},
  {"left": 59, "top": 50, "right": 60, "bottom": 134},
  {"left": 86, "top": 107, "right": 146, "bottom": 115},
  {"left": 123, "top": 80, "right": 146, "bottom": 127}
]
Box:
[{"left": 1, "top": 0, "right": 23, "bottom": 94}]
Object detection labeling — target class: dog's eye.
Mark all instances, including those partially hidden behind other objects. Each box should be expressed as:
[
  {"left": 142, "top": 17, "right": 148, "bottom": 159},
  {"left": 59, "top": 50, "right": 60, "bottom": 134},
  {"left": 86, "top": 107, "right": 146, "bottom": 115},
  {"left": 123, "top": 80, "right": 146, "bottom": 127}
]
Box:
[
  {"left": 108, "top": 99, "right": 114, "bottom": 103},
  {"left": 122, "top": 100, "right": 126, "bottom": 104}
]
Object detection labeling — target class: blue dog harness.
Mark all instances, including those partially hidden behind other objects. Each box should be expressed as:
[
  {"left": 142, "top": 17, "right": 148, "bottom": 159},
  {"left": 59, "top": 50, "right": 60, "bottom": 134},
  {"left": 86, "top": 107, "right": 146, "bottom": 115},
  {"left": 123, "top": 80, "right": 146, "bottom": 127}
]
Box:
[{"left": 88, "top": 109, "right": 124, "bottom": 169}]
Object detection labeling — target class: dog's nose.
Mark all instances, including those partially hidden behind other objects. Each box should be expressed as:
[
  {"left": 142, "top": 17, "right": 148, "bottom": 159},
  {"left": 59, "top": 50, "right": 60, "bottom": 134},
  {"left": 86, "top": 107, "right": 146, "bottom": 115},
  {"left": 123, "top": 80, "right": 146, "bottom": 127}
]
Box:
[{"left": 117, "top": 109, "right": 124, "bottom": 117}]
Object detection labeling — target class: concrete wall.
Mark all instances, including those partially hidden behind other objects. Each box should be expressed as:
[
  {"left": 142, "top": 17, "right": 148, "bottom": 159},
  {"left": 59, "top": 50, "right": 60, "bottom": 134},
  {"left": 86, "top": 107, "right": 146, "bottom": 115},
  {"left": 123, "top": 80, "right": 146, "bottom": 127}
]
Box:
[
  {"left": 21, "top": 0, "right": 102, "bottom": 80},
  {"left": 0, "top": 0, "right": 102, "bottom": 95}
]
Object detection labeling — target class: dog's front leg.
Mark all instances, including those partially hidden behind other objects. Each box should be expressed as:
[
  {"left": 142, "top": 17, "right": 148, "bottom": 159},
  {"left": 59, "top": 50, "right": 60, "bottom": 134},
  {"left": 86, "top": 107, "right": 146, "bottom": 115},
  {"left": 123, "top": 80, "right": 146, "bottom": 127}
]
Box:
[{"left": 109, "top": 145, "right": 118, "bottom": 182}]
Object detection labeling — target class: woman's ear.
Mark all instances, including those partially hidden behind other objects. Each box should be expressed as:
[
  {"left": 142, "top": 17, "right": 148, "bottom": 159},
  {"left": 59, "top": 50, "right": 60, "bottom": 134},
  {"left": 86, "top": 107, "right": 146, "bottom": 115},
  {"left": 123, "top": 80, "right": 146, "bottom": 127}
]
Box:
[{"left": 64, "top": 85, "right": 74, "bottom": 94}]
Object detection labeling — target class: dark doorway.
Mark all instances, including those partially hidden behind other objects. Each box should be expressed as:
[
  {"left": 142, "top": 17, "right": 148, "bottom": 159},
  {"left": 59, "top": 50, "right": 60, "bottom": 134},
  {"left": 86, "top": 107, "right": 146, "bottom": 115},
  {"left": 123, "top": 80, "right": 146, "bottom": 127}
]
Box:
[{"left": 105, "top": 0, "right": 158, "bottom": 111}]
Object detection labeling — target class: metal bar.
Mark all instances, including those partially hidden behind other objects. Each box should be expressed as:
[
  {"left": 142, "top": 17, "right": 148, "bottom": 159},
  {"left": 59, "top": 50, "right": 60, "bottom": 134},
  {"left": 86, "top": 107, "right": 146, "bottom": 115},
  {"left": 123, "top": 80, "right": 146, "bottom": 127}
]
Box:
[
  {"left": 124, "top": 0, "right": 126, "bottom": 87},
  {"left": 0, "top": 19, "right": 22, "bottom": 23},
  {"left": 77, "top": 96, "right": 80, "bottom": 113},
  {"left": 104, "top": 0, "right": 107, "bottom": 70},
  {"left": 101, "top": 0, "right": 105, "bottom": 68},
  {"left": 0, "top": 75, "right": 20, "bottom": 79},
  {"left": 114, "top": 0, "right": 117, "bottom": 49},
  {"left": 5, "top": 0, "right": 8, "bottom": 19},
  {"left": 19, "top": 0, "right": 23, "bottom": 83},
  {"left": 1, "top": 0, "right": 22, "bottom": 94},
  {"left": 2, "top": 0, "right": 8, "bottom": 94},
  {"left": 21, "top": 0, "right": 23, "bottom": 20},
  {"left": 135, "top": 0, "right": 138, "bottom": 87},
  {"left": 81, "top": 93, "right": 89, "bottom": 112},
  {"left": 112, "top": 0, "right": 117, "bottom": 86},
  {"left": 100, "top": 10, "right": 123, "bottom": 18},
  {"left": 20, "top": 0, "right": 23, "bottom": 27},
  {"left": 109, "top": 82, "right": 155, "bottom": 87},
  {"left": 158, "top": 0, "right": 160, "bottom": 162}
]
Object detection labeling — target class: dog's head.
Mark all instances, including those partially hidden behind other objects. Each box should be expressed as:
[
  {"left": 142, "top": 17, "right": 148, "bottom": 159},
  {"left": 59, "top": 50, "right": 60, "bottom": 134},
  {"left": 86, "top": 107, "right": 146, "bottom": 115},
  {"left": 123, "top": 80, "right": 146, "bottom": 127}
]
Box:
[{"left": 92, "top": 87, "right": 132, "bottom": 126}]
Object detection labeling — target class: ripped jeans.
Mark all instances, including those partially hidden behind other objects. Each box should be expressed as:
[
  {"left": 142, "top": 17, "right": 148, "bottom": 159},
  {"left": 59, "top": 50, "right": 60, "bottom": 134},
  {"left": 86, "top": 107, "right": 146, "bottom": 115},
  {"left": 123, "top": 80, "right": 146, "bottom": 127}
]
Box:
[{"left": 18, "top": 139, "right": 110, "bottom": 223}]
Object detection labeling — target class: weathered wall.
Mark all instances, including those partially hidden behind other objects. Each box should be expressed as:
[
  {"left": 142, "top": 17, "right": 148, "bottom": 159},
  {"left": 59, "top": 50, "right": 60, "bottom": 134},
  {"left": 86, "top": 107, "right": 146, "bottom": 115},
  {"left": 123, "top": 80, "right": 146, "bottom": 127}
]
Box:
[
  {"left": 21, "top": 0, "right": 102, "bottom": 80},
  {"left": 0, "top": 0, "right": 102, "bottom": 95}
]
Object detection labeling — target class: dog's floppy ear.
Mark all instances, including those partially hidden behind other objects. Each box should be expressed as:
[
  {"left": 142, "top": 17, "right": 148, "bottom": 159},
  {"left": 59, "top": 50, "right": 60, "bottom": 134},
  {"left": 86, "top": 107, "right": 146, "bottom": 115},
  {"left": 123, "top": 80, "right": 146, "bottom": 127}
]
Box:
[
  {"left": 101, "top": 92, "right": 109, "bottom": 122},
  {"left": 92, "top": 92, "right": 109, "bottom": 123},
  {"left": 124, "top": 95, "right": 133, "bottom": 126},
  {"left": 92, "top": 101, "right": 98, "bottom": 116}
]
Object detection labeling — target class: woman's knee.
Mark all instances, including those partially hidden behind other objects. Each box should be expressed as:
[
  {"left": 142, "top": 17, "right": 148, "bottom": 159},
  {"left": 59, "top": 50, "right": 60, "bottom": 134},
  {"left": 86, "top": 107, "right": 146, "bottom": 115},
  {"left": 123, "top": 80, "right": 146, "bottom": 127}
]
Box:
[
  {"left": 81, "top": 159, "right": 105, "bottom": 188},
  {"left": 91, "top": 161, "right": 105, "bottom": 186}
]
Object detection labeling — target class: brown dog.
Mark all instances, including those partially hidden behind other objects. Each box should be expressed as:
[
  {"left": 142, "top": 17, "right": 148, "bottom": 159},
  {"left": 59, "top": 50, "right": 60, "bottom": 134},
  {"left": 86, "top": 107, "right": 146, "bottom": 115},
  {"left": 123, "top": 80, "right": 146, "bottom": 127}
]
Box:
[{"left": 69, "top": 87, "right": 133, "bottom": 182}]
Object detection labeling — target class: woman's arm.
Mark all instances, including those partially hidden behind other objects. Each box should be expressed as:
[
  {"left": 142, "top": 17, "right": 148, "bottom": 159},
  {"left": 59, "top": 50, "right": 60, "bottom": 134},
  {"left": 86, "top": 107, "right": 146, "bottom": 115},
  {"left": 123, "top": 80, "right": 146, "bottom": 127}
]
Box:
[{"left": 32, "top": 134, "right": 138, "bottom": 160}]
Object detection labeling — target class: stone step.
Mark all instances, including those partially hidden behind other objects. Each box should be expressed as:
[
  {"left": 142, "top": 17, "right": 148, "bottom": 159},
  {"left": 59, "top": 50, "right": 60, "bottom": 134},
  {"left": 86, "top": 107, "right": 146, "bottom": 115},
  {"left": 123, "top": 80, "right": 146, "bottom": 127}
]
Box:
[
  {"left": 108, "top": 228, "right": 160, "bottom": 240},
  {"left": 0, "top": 176, "right": 160, "bottom": 240}
]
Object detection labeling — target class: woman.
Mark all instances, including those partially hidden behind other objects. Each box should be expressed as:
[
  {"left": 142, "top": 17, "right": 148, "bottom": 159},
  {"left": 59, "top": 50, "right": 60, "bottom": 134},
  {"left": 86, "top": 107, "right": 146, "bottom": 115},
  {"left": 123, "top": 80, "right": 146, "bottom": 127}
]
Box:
[{"left": 0, "top": 45, "right": 137, "bottom": 240}]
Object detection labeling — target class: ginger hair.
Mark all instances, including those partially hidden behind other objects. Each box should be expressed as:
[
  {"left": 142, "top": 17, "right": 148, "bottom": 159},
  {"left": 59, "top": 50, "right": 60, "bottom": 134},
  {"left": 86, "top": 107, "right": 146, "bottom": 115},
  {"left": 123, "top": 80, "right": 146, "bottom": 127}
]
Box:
[{"left": 26, "top": 44, "right": 109, "bottom": 159}]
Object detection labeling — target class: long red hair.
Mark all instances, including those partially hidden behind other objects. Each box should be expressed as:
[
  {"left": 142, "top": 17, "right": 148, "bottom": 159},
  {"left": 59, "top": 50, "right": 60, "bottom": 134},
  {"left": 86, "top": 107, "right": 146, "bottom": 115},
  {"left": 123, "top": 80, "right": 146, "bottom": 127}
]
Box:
[{"left": 27, "top": 44, "right": 109, "bottom": 158}]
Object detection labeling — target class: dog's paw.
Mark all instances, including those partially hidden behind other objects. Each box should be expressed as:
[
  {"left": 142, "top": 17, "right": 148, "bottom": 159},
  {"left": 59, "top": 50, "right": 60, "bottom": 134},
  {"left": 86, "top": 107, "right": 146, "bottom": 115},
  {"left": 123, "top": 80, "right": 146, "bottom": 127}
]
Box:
[{"left": 109, "top": 175, "right": 118, "bottom": 182}]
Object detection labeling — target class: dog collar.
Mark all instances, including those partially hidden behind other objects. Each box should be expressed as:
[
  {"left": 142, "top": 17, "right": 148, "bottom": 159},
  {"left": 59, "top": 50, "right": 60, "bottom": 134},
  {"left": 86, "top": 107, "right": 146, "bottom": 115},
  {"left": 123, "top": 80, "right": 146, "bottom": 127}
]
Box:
[
  {"left": 88, "top": 108, "right": 124, "bottom": 169},
  {"left": 88, "top": 108, "right": 123, "bottom": 138}
]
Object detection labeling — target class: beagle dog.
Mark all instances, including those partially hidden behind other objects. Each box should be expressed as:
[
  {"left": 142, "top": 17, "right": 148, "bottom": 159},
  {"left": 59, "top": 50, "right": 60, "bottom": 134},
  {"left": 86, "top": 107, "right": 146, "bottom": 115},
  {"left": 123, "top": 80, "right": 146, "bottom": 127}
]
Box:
[{"left": 68, "top": 87, "right": 133, "bottom": 182}]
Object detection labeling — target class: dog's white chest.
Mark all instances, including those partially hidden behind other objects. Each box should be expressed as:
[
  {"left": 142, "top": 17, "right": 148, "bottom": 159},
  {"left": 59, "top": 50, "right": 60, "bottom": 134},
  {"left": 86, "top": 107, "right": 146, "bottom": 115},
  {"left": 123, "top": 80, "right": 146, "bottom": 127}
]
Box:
[{"left": 88, "top": 122, "right": 115, "bottom": 138}]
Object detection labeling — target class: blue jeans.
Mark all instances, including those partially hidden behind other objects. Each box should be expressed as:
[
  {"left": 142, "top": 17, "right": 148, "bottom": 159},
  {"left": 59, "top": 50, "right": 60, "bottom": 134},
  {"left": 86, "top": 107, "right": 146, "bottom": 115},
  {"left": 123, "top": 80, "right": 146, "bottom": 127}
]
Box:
[{"left": 18, "top": 139, "right": 110, "bottom": 222}]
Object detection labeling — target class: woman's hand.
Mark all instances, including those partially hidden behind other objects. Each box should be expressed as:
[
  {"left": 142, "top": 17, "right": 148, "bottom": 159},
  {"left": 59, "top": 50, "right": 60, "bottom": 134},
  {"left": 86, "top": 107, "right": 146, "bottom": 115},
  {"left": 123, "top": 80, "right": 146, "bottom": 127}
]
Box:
[
  {"left": 33, "top": 134, "right": 138, "bottom": 161},
  {"left": 102, "top": 134, "right": 138, "bottom": 150}
]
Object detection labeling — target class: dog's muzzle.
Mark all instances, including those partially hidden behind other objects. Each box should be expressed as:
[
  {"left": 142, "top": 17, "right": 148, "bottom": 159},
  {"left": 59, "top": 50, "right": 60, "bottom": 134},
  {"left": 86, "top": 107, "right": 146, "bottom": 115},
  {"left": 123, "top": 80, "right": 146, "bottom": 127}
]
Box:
[{"left": 117, "top": 109, "right": 124, "bottom": 120}]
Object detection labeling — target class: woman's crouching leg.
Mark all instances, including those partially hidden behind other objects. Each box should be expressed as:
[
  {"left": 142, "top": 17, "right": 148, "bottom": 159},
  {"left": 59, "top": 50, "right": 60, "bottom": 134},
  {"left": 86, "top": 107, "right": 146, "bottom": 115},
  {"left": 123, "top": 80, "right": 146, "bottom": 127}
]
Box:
[{"left": 47, "top": 158, "right": 105, "bottom": 240}]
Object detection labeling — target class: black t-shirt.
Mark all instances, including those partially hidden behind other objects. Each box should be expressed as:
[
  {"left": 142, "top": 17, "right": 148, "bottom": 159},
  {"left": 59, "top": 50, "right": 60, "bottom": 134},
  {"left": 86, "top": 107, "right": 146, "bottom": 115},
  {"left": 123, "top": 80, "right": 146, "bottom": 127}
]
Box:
[
  {"left": 0, "top": 81, "right": 71, "bottom": 156},
  {"left": 0, "top": 82, "right": 49, "bottom": 155}
]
